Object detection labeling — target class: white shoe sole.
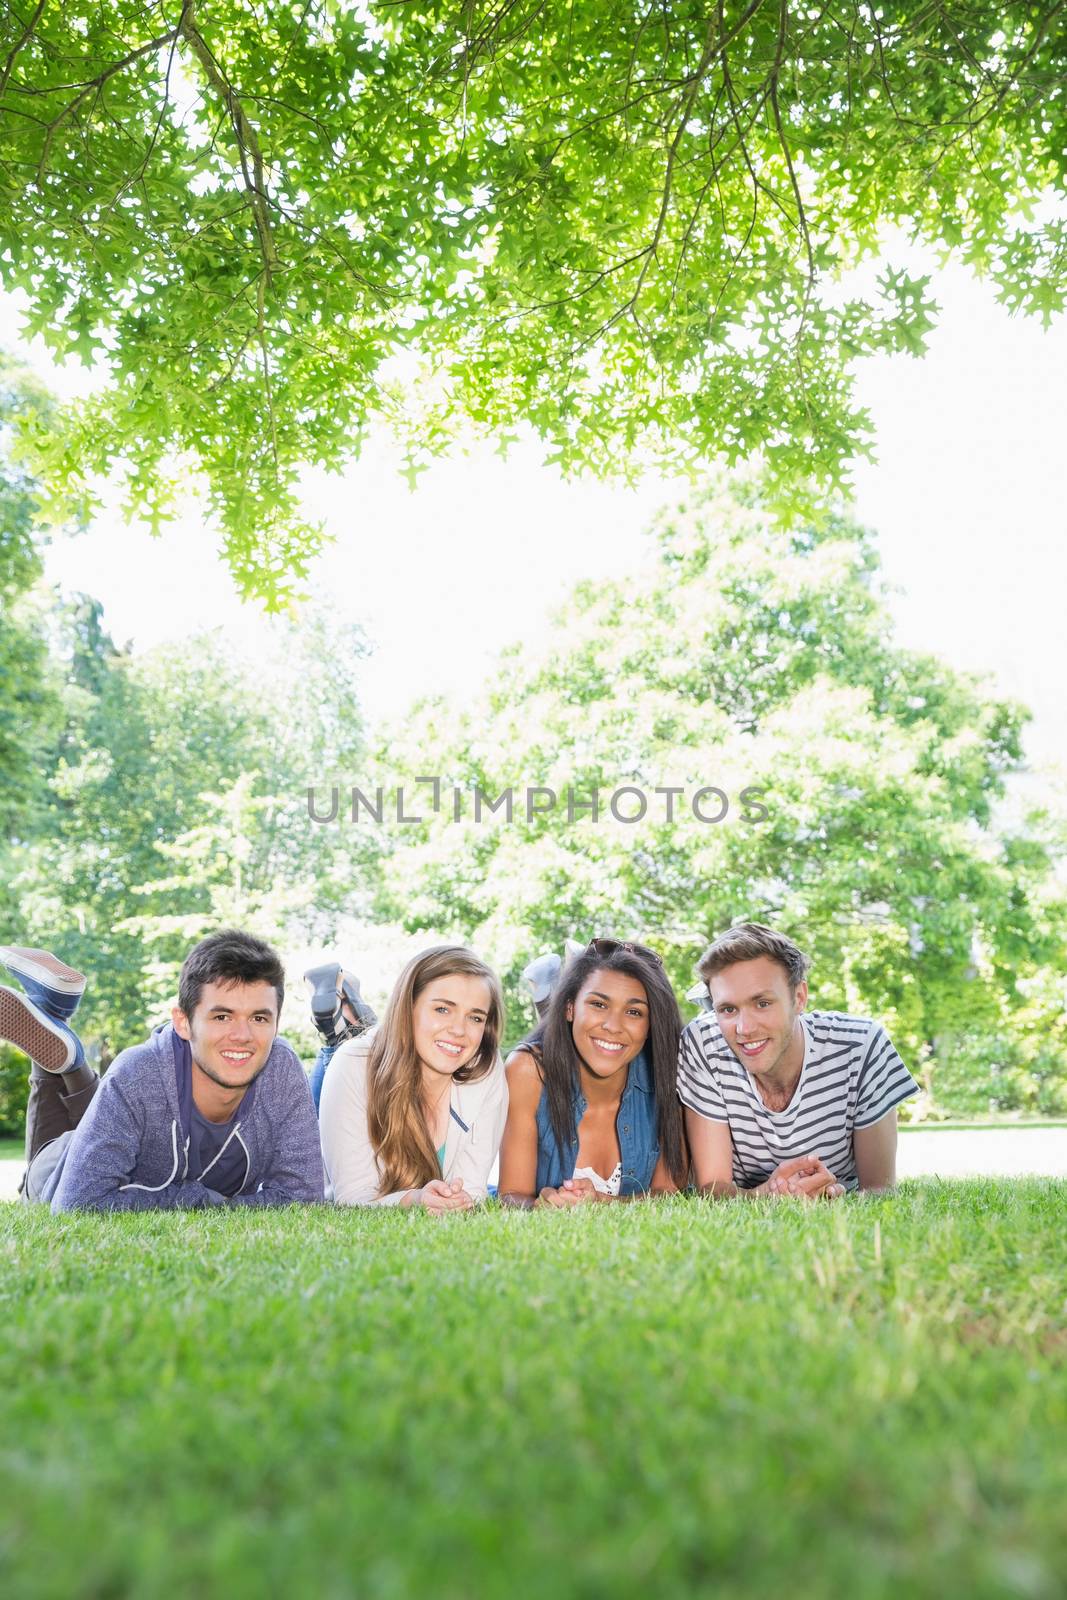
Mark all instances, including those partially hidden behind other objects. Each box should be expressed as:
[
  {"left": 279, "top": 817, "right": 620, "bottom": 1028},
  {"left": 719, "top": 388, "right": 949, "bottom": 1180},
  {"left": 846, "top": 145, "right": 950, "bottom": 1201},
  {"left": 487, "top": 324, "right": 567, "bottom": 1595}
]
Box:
[{"left": 0, "top": 945, "right": 86, "bottom": 995}]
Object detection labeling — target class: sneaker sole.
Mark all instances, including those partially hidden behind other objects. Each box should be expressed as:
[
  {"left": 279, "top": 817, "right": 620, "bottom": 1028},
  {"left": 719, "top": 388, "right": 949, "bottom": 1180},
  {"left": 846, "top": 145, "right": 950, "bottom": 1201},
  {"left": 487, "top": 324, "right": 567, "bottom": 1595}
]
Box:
[
  {"left": 0, "top": 985, "right": 74, "bottom": 1072},
  {"left": 0, "top": 945, "right": 86, "bottom": 994}
]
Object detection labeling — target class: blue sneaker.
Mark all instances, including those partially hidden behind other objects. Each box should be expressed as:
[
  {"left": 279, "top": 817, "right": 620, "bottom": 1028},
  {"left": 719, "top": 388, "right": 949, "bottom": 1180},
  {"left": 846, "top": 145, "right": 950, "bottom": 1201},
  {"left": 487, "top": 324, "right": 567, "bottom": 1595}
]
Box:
[
  {"left": 0, "top": 945, "right": 85, "bottom": 1022},
  {"left": 0, "top": 985, "right": 86, "bottom": 1074},
  {"left": 0, "top": 985, "right": 85, "bottom": 1075}
]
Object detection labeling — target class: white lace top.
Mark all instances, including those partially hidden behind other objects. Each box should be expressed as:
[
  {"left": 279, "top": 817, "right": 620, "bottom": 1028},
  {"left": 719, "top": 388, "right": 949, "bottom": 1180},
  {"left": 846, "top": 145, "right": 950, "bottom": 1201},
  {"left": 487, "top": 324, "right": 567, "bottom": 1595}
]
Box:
[{"left": 572, "top": 1161, "right": 622, "bottom": 1196}]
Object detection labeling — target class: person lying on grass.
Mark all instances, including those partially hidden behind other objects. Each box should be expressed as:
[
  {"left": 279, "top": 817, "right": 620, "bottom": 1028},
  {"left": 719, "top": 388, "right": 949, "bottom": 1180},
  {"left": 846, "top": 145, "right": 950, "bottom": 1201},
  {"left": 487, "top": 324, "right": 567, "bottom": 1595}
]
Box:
[
  {"left": 498, "top": 940, "right": 688, "bottom": 1208},
  {"left": 680, "top": 923, "right": 919, "bottom": 1198},
  {"left": 318, "top": 946, "right": 507, "bottom": 1211},
  {"left": 0, "top": 931, "right": 324, "bottom": 1211}
]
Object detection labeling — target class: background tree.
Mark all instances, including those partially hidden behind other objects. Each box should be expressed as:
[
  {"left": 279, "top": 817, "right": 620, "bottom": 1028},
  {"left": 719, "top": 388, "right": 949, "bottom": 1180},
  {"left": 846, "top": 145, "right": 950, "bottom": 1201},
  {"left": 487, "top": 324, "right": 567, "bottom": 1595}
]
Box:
[
  {"left": 0, "top": 358, "right": 65, "bottom": 1133},
  {"left": 0, "top": 348, "right": 378, "bottom": 1132},
  {"left": 0, "top": 356, "right": 64, "bottom": 867},
  {"left": 369, "top": 479, "right": 1067, "bottom": 1112},
  {"left": 6, "top": 593, "right": 371, "bottom": 1062},
  {"left": 1, "top": 3, "right": 1063, "bottom": 598}
]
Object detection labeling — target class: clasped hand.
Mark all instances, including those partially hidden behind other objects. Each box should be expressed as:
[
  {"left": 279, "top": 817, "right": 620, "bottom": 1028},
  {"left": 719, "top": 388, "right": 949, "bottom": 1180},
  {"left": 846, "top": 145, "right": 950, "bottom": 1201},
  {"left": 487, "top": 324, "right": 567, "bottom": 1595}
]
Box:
[
  {"left": 413, "top": 1178, "right": 475, "bottom": 1214},
  {"left": 534, "top": 1176, "right": 605, "bottom": 1209},
  {"left": 539, "top": 1161, "right": 846, "bottom": 1205},
  {"left": 760, "top": 1153, "right": 845, "bottom": 1200}
]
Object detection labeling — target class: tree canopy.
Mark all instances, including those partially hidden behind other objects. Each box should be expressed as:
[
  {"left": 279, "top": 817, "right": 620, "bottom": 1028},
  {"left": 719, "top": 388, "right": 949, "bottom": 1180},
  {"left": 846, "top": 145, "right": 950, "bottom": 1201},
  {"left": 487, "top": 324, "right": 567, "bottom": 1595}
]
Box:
[{"left": 2, "top": 2, "right": 1064, "bottom": 599}]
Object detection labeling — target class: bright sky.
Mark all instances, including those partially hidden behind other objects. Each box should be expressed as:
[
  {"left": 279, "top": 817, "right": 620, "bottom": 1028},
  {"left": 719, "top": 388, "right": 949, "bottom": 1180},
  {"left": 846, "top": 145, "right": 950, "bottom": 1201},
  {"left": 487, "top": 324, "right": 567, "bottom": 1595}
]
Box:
[{"left": 3, "top": 255, "right": 1065, "bottom": 777}]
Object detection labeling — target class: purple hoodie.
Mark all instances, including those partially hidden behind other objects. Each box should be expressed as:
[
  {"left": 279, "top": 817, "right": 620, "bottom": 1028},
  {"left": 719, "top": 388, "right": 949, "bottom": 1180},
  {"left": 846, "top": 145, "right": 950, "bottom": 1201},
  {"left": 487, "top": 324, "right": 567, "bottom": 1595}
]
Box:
[{"left": 43, "top": 1024, "right": 325, "bottom": 1212}]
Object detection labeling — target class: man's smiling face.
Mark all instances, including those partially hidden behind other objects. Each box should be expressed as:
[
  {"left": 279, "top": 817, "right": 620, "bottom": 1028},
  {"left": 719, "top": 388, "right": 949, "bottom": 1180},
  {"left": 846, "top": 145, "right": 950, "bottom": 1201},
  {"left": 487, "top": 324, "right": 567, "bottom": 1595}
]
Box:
[
  {"left": 172, "top": 979, "right": 279, "bottom": 1092},
  {"left": 706, "top": 956, "right": 807, "bottom": 1082}
]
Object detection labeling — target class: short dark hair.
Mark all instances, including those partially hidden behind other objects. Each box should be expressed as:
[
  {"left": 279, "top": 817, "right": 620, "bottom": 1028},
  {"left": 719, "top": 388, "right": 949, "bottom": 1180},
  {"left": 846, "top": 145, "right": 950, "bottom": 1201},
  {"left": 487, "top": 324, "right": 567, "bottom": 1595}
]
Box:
[
  {"left": 697, "top": 922, "right": 810, "bottom": 992},
  {"left": 177, "top": 929, "right": 285, "bottom": 1020}
]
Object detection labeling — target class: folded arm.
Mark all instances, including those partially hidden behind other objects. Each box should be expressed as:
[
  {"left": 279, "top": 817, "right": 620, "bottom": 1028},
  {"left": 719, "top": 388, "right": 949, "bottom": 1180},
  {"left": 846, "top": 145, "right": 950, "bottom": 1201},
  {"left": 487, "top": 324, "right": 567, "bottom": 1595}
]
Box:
[
  {"left": 853, "top": 1108, "right": 899, "bottom": 1191},
  {"left": 686, "top": 1109, "right": 843, "bottom": 1200},
  {"left": 49, "top": 1078, "right": 217, "bottom": 1212},
  {"left": 496, "top": 1051, "right": 542, "bottom": 1209}
]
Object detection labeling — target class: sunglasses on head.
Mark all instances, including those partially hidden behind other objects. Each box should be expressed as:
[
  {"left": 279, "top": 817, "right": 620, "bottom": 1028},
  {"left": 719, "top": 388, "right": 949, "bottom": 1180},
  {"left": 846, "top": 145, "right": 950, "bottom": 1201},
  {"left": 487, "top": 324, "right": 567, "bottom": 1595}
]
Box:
[{"left": 585, "top": 938, "right": 664, "bottom": 969}]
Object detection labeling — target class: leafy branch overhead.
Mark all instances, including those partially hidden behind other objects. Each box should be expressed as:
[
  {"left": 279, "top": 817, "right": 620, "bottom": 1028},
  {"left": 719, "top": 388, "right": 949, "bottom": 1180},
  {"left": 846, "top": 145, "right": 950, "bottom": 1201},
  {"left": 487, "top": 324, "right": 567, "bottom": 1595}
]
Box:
[{"left": 1, "top": 2, "right": 1064, "bottom": 599}]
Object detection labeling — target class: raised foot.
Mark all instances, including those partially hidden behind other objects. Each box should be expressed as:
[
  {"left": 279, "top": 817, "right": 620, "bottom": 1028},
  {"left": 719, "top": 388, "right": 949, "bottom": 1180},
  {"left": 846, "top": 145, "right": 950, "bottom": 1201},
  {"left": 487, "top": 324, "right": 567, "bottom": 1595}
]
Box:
[
  {"left": 0, "top": 945, "right": 86, "bottom": 992},
  {"left": 0, "top": 985, "right": 80, "bottom": 1073}
]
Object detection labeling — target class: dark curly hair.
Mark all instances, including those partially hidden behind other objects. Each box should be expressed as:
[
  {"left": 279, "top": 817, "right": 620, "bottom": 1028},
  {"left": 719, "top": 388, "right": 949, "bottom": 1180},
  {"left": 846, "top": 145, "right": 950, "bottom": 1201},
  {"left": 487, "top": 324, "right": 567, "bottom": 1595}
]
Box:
[{"left": 521, "top": 943, "right": 686, "bottom": 1189}]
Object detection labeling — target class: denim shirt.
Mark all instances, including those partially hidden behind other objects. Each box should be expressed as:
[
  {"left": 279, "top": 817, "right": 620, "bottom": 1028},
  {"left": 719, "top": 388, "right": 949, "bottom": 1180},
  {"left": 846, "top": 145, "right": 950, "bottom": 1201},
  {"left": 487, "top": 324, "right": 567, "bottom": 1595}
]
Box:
[{"left": 535, "top": 1049, "right": 660, "bottom": 1196}]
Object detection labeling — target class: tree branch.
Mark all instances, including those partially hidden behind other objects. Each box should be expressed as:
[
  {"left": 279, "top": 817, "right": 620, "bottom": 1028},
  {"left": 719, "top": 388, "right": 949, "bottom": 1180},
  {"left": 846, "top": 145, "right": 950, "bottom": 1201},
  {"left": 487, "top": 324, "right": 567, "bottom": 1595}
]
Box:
[
  {"left": 623, "top": 14, "right": 727, "bottom": 328},
  {"left": 0, "top": 0, "right": 47, "bottom": 102},
  {"left": 587, "top": 0, "right": 772, "bottom": 337},
  {"left": 769, "top": 0, "right": 814, "bottom": 282},
  {"left": 35, "top": 20, "right": 184, "bottom": 184},
  {"left": 768, "top": 0, "right": 817, "bottom": 429},
  {"left": 256, "top": 273, "right": 279, "bottom": 467},
  {"left": 104, "top": 7, "right": 185, "bottom": 214},
  {"left": 968, "top": 0, "right": 1067, "bottom": 131},
  {"left": 179, "top": 0, "right": 280, "bottom": 280}
]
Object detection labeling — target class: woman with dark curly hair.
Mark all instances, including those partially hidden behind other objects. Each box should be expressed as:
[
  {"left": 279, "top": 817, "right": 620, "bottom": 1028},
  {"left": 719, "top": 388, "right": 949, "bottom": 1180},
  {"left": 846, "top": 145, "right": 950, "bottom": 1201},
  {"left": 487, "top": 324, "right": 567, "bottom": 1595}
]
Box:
[{"left": 498, "top": 939, "right": 687, "bottom": 1207}]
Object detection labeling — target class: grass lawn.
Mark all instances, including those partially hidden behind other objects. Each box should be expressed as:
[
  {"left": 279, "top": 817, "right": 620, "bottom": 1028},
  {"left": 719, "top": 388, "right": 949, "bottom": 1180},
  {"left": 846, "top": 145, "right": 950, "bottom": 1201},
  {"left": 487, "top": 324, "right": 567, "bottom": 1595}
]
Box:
[{"left": 3, "top": 1182, "right": 1065, "bottom": 1600}]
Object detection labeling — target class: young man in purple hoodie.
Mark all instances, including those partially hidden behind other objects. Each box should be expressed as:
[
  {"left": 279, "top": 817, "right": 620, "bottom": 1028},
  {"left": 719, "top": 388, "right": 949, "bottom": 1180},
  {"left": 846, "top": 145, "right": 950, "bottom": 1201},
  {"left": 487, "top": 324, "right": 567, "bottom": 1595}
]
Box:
[{"left": 0, "top": 930, "right": 324, "bottom": 1211}]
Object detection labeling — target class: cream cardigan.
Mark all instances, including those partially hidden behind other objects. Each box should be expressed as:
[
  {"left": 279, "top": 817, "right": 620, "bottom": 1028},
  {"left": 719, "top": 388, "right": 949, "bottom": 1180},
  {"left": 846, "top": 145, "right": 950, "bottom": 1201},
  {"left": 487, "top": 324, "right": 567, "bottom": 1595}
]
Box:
[{"left": 319, "top": 1031, "right": 508, "bottom": 1206}]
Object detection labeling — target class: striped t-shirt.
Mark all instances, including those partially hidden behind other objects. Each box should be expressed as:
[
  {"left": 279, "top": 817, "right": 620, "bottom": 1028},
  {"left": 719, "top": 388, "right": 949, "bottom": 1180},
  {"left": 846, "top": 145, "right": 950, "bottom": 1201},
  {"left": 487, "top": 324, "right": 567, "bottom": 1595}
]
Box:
[{"left": 677, "top": 1010, "right": 919, "bottom": 1192}]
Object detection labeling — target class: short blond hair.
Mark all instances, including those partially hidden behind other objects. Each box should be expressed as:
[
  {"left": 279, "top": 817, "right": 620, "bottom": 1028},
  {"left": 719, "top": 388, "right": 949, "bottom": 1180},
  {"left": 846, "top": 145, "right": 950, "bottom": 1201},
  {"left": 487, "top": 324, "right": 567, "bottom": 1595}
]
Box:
[{"left": 697, "top": 923, "right": 810, "bottom": 991}]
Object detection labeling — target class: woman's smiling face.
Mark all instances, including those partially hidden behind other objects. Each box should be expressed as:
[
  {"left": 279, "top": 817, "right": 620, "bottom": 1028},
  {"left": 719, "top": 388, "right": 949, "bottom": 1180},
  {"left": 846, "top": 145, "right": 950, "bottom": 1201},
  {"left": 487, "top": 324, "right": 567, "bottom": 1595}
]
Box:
[
  {"left": 567, "top": 967, "right": 650, "bottom": 1079},
  {"left": 412, "top": 972, "right": 492, "bottom": 1080}
]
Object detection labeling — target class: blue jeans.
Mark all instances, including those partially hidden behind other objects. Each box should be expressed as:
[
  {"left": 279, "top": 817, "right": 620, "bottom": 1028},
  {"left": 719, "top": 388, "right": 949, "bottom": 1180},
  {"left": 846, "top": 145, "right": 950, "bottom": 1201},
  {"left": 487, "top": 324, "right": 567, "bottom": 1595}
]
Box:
[{"left": 309, "top": 1043, "right": 338, "bottom": 1114}]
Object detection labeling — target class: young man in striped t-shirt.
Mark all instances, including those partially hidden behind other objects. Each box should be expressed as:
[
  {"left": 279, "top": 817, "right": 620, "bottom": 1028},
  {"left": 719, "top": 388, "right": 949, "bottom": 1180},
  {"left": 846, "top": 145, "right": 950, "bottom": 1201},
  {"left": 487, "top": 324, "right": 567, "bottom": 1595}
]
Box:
[{"left": 679, "top": 924, "right": 919, "bottom": 1198}]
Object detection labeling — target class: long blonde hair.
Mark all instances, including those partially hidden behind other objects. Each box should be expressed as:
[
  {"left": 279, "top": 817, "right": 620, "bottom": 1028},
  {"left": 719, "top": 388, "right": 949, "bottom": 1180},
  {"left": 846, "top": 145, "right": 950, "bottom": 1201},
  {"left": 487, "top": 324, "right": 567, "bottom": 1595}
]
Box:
[{"left": 366, "top": 945, "right": 504, "bottom": 1196}]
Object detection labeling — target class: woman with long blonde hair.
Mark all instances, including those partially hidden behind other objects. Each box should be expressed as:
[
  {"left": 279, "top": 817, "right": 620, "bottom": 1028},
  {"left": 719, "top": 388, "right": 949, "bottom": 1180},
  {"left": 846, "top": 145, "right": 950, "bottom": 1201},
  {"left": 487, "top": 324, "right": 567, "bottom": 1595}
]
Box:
[{"left": 319, "top": 945, "right": 506, "bottom": 1210}]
